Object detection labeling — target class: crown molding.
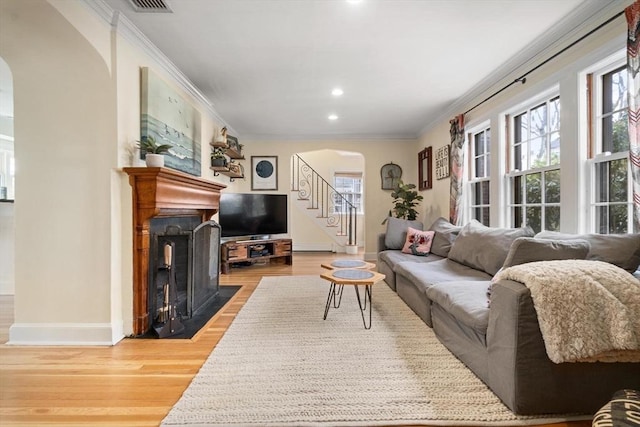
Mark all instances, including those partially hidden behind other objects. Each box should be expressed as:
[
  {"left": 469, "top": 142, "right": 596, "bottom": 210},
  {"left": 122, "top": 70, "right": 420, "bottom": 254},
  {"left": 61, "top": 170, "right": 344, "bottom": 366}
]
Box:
[
  {"left": 241, "top": 133, "right": 417, "bottom": 142},
  {"left": 418, "top": 0, "right": 631, "bottom": 137},
  {"left": 81, "top": 0, "right": 236, "bottom": 135}
]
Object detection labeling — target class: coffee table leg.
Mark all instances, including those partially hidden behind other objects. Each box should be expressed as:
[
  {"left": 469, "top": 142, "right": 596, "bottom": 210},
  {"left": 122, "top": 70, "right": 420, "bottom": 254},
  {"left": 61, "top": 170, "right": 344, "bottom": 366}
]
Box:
[
  {"left": 324, "top": 282, "right": 344, "bottom": 320},
  {"left": 334, "top": 284, "right": 344, "bottom": 308},
  {"left": 354, "top": 285, "right": 373, "bottom": 329}
]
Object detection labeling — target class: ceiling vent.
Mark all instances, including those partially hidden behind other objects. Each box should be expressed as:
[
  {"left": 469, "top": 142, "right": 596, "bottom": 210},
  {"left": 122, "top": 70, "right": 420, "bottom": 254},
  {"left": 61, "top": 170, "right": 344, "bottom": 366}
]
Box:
[{"left": 127, "top": 0, "right": 173, "bottom": 13}]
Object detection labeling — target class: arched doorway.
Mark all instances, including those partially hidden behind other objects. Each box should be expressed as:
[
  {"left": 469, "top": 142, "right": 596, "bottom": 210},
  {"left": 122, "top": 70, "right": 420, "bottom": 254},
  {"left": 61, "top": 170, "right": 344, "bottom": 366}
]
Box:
[
  {"left": 0, "top": 55, "right": 15, "bottom": 299},
  {"left": 290, "top": 149, "right": 365, "bottom": 253}
]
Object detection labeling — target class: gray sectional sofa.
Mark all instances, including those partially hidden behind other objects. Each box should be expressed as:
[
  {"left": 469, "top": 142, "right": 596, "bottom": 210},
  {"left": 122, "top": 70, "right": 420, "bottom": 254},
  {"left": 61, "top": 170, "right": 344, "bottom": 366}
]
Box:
[{"left": 377, "top": 217, "right": 640, "bottom": 415}]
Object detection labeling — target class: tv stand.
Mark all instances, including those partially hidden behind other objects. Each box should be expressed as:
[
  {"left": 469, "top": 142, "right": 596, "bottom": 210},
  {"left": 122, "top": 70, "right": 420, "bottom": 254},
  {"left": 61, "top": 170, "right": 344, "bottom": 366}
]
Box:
[{"left": 221, "top": 238, "right": 292, "bottom": 274}]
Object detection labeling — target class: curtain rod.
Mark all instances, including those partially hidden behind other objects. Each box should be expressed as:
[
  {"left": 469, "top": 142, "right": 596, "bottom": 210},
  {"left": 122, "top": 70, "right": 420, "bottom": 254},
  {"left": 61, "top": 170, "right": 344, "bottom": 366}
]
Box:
[{"left": 464, "top": 9, "right": 626, "bottom": 116}]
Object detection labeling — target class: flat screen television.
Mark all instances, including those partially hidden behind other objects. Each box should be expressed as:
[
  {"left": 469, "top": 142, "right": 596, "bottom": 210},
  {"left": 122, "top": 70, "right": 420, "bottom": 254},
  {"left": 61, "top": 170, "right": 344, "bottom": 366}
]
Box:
[{"left": 219, "top": 193, "right": 288, "bottom": 239}]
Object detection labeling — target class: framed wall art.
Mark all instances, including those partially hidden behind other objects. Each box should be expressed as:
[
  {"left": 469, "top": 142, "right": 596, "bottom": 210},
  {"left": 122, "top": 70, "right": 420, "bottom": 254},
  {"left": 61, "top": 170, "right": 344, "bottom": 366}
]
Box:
[
  {"left": 418, "top": 146, "right": 433, "bottom": 190},
  {"left": 251, "top": 156, "right": 278, "bottom": 190},
  {"left": 435, "top": 145, "right": 450, "bottom": 180},
  {"left": 140, "top": 67, "right": 201, "bottom": 176},
  {"left": 380, "top": 162, "right": 402, "bottom": 190}
]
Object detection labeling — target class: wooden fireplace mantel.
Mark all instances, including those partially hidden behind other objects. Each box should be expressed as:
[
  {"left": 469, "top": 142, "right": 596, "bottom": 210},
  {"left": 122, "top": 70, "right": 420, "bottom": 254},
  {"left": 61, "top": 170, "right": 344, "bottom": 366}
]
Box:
[{"left": 124, "top": 167, "right": 226, "bottom": 335}]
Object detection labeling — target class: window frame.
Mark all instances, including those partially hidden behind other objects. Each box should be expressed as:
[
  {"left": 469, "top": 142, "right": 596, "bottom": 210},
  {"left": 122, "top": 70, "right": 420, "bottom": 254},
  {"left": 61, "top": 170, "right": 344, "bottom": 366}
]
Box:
[
  {"left": 332, "top": 172, "right": 363, "bottom": 215},
  {"left": 588, "top": 59, "right": 633, "bottom": 233},
  {"left": 466, "top": 124, "right": 491, "bottom": 226},
  {"left": 506, "top": 91, "right": 561, "bottom": 232}
]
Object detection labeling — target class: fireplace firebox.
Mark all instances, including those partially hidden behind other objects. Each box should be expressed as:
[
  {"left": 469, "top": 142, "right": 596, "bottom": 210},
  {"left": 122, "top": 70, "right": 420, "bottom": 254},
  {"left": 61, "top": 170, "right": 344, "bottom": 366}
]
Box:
[{"left": 149, "top": 217, "right": 220, "bottom": 336}]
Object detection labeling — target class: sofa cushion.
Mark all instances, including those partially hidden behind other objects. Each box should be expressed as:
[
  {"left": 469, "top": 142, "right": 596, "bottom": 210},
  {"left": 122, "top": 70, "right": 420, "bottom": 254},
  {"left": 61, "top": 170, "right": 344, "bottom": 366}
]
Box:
[
  {"left": 426, "top": 281, "right": 491, "bottom": 333},
  {"left": 384, "top": 217, "right": 423, "bottom": 250},
  {"left": 394, "top": 258, "right": 492, "bottom": 294},
  {"left": 536, "top": 231, "right": 640, "bottom": 273},
  {"left": 379, "top": 250, "right": 444, "bottom": 267},
  {"left": 401, "top": 228, "right": 435, "bottom": 256},
  {"left": 448, "top": 220, "right": 534, "bottom": 275},
  {"left": 428, "top": 217, "right": 461, "bottom": 257},
  {"left": 502, "top": 237, "right": 590, "bottom": 268}
]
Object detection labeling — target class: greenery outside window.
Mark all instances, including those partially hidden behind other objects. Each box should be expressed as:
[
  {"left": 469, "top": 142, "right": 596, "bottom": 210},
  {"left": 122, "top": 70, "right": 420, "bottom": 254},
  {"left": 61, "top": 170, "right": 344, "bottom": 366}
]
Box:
[
  {"left": 468, "top": 127, "right": 491, "bottom": 225},
  {"left": 507, "top": 95, "right": 561, "bottom": 232},
  {"left": 590, "top": 63, "right": 634, "bottom": 233},
  {"left": 333, "top": 172, "right": 363, "bottom": 214}
]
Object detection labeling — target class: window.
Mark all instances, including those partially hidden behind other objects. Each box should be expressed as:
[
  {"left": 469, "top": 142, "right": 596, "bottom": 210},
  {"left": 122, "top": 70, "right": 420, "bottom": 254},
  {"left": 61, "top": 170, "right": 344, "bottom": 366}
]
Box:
[
  {"left": 507, "top": 95, "right": 561, "bottom": 232},
  {"left": 468, "top": 127, "right": 490, "bottom": 225},
  {"left": 590, "top": 64, "right": 633, "bottom": 233},
  {"left": 333, "top": 172, "right": 363, "bottom": 214}
]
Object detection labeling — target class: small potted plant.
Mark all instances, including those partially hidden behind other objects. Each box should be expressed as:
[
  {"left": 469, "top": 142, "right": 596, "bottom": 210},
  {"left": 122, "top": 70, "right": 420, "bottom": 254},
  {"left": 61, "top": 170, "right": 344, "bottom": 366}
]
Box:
[
  {"left": 137, "top": 135, "right": 171, "bottom": 167},
  {"left": 211, "top": 147, "right": 227, "bottom": 167}
]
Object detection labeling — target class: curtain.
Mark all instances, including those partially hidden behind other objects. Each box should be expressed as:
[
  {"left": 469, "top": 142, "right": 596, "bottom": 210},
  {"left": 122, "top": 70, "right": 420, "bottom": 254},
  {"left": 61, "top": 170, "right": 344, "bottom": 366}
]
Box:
[
  {"left": 449, "top": 114, "right": 465, "bottom": 225},
  {"left": 627, "top": 1, "right": 640, "bottom": 231}
]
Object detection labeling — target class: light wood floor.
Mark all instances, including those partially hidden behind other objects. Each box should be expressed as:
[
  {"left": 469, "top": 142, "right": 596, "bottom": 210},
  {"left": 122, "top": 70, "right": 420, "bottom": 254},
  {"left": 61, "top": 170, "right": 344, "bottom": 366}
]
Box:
[{"left": 0, "top": 252, "right": 591, "bottom": 427}]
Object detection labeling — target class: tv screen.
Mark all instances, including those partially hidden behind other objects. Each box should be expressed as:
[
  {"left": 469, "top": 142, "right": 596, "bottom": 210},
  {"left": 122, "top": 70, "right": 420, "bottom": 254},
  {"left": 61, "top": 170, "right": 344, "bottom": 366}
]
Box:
[{"left": 219, "top": 193, "right": 288, "bottom": 239}]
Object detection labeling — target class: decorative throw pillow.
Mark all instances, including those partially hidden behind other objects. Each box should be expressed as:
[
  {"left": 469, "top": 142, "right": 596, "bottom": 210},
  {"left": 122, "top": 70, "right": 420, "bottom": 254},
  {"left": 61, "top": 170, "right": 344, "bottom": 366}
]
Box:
[
  {"left": 502, "top": 237, "right": 591, "bottom": 268},
  {"left": 536, "top": 231, "right": 640, "bottom": 273},
  {"left": 384, "top": 217, "right": 423, "bottom": 250},
  {"left": 593, "top": 389, "right": 640, "bottom": 427},
  {"left": 401, "top": 228, "right": 435, "bottom": 256},
  {"left": 428, "top": 217, "right": 462, "bottom": 257},
  {"left": 448, "top": 220, "right": 535, "bottom": 275}
]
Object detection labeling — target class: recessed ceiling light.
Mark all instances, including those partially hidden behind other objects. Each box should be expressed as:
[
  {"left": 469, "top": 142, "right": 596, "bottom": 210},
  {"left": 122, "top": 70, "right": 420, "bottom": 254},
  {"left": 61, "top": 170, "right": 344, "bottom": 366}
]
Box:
[
  {"left": 331, "top": 88, "right": 344, "bottom": 97},
  {"left": 328, "top": 114, "right": 339, "bottom": 121}
]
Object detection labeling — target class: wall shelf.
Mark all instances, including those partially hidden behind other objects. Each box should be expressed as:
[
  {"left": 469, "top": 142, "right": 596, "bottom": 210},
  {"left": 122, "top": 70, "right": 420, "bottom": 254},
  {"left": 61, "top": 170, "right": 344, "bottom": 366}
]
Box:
[
  {"left": 211, "top": 166, "right": 244, "bottom": 182},
  {"left": 210, "top": 139, "right": 245, "bottom": 182}
]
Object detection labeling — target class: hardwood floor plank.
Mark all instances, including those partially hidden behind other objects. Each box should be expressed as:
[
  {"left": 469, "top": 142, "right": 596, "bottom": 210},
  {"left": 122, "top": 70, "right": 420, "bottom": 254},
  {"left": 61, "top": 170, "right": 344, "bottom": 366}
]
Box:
[{"left": 0, "top": 251, "right": 593, "bottom": 426}]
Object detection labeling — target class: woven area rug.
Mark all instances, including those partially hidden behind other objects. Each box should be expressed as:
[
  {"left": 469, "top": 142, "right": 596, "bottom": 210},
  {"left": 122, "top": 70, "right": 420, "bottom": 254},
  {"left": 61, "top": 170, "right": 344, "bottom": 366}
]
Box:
[{"left": 161, "top": 275, "right": 589, "bottom": 427}]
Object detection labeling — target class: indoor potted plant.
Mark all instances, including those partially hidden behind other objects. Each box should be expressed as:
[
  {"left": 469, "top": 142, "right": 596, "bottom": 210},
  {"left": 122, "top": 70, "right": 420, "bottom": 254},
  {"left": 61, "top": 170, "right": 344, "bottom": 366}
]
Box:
[
  {"left": 211, "top": 147, "right": 227, "bottom": 167},
  {"left": 382, "top": 180, "right": 424, "bottom": 224},
  {"left": 137, "top": 135, "right": 171, "bottom": 167}
]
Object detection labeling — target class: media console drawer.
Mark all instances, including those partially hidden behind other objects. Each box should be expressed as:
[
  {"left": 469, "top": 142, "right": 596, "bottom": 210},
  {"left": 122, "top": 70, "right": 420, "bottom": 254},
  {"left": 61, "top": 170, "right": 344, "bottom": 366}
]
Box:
[{"left": 221, "top": 238, "right": 292, "bottom": 274}]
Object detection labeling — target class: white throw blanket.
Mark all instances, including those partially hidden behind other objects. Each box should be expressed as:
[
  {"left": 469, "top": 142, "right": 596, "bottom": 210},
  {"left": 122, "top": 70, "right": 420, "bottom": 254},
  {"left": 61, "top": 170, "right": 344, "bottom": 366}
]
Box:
[{"left": 494, "top": 259, "right": 640, "bottom": 363}]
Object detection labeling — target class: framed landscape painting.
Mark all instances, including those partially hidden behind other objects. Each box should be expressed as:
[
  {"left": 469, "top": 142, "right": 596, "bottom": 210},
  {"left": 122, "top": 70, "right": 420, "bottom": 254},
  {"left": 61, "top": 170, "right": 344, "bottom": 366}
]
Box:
[{"left": 140, "top": 67, "right": 202, "bottom": 176}]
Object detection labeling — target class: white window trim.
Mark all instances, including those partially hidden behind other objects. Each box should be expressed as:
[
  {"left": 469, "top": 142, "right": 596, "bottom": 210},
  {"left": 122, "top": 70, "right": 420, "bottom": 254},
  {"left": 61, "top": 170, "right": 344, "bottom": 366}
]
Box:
[
  {"left": 465, "top": 123, "right": 491, "bottom": 225},
  {"left": 586, "top": 54, "right": 633, "bottom": 233}
]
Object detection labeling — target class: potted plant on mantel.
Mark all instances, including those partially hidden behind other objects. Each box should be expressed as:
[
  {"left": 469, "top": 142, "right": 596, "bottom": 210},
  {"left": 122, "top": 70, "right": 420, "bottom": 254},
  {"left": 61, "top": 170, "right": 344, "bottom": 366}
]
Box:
[
  {"left": 211, "top": 147, "right": 227, "bottom": 168},
  {"left": 137, "top": 135, "right": 172, "bottom": 168}
]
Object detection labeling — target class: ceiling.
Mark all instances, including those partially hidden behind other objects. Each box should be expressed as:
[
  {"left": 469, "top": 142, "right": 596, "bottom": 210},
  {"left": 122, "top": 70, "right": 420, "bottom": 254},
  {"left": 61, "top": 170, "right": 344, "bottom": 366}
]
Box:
[{"left": 99, "top": 1, "right": 619, "bottom": 138}]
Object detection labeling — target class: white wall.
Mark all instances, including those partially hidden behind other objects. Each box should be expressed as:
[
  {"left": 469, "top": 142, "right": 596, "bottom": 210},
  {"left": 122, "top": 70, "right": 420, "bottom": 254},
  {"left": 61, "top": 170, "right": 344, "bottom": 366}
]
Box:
[
  {"left": 417, "top": 7, "right": 629, "bottom": 232},
  {"left": 0, "top": 0, "right": 117, "bottom": 344},
  {"left": 233, "top": 139, "right": 417, "bottom": 260},
  {"left": 0, "top": 0, "right": 232, "bottom": 343},
  {"left": 0, "top": 202, "right": 14, "bottom": 295}
]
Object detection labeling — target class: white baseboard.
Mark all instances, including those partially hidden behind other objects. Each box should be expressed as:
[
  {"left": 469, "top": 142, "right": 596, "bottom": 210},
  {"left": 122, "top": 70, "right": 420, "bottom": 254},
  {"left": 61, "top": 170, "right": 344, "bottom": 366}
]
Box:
[
  {"left": 293, "top": 243, "right": 333, "bottom": 252},
  {"left": 8, "top": 322, "right": 125, "bottom": 346}
]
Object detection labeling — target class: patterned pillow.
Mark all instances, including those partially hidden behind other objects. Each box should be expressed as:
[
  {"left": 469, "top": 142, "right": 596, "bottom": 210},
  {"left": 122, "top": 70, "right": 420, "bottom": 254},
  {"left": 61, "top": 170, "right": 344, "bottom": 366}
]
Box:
[
  {"left": 401, "top": 228, "right": 435, "bottom": 256},
  {"left": 592, "top": 389, "right": 640, "bottom": 427}
]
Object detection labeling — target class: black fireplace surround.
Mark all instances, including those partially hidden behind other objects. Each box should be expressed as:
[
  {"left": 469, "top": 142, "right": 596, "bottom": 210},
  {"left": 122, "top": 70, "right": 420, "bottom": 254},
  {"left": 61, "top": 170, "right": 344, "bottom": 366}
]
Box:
[{"left": 148, "top": 216, "right": 220, "bottom": 335}]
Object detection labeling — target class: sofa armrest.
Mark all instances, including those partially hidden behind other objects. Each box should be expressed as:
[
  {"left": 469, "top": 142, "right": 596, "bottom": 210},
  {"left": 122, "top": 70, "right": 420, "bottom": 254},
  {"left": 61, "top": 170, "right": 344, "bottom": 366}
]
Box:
[
  {"left": 377, "top": 232, "right": 387, "bottom": 253},
  {"left": 486, "top": 279, "right": 554, "bottom": 413}
]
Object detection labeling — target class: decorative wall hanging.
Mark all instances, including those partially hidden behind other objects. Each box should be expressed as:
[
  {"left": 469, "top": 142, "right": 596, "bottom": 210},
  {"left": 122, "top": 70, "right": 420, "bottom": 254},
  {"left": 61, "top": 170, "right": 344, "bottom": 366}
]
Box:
[
  {"left": 251, "top": 156, "right": 278, "bottom": 190},
  {"left": 626, "top": 2, "right": 640, "bottom": 230},
  {"left": 435, "top": 145, "right": 450, "bottom": 180},
  {"left": 418, "top": 147, "right": 433, "bottom": 191},
  {"left": 449, "top": 114, "right": 466, "bottom": 225},
  {"left": 140, "top": 67, "right": 202, "bottom": 176},
  {"left": 380, "top": 162, "right": 402, "bottom": 190}
]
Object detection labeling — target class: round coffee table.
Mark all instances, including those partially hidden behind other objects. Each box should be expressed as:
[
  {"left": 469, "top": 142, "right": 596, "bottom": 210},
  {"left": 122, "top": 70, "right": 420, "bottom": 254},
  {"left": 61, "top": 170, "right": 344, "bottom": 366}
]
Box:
[
  {"left": 320, "top": 259, "right": 375, "bottom": 270},
  {"left": 319, "top": 268, "right": 385, "bottom": 329}
]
